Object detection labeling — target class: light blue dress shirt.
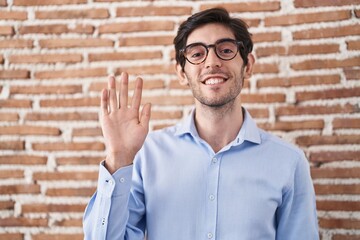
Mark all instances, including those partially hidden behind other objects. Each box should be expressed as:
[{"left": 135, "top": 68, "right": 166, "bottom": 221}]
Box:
[{"left": 83, "top": 108, "right": 319, "bottom": 240}]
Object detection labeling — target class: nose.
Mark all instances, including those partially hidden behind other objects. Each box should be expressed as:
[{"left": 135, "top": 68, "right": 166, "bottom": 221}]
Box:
[{"left": 205, "top": 48, "right": 222, "bottom": 68}]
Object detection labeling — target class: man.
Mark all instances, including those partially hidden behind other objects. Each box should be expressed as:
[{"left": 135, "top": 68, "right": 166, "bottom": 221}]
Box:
[{"left": 83, "top": 8, "right": 319, "bottom": 240}]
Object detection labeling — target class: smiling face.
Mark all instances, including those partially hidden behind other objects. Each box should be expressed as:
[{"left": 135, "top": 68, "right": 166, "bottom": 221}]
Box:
[{"left": 177, "top": 23, "right": 253, "bottom": 109}]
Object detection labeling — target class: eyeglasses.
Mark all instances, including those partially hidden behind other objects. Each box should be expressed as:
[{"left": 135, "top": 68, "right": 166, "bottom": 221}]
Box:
[{"left": 180, "top": 38, "right": 244, "bottom": 65}]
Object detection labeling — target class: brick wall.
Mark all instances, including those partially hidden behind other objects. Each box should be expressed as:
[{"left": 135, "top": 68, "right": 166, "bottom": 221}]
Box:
[{"left": 0, "top": 0, "right": 359, "bottom": 239}]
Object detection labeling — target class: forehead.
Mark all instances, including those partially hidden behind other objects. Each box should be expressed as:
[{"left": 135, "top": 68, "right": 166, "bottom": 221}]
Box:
[{"left": 186, "top": 23, "right": 235, "bottom": 45}]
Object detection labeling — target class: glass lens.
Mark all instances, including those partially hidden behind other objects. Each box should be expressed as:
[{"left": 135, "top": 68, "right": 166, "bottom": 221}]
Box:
[
  {"left": 185, "top": 44, "right": 207, "bottom": 64},
  {"left": 216, "top": 41, "right": 238, "bottom": 60}
]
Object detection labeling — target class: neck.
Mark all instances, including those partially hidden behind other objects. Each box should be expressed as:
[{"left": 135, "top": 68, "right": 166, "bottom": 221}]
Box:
[{"left": 194, "top": 98, "right": 244, "bottom": 153}]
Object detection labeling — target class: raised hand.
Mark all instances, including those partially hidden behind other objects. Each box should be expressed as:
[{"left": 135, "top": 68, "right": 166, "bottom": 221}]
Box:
[{"left": 100, "top": 72, "right": 151, "bottom": 174}]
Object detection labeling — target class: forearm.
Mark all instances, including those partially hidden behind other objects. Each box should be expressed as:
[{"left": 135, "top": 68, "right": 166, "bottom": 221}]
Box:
[{"left": 83, "top": 162, "right": 133, "bottom": 240}]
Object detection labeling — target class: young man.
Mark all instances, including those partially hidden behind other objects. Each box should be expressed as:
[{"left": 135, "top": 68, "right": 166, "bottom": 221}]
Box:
[{"left": 83, "top": 8, "right": 319, "bottom": 240}]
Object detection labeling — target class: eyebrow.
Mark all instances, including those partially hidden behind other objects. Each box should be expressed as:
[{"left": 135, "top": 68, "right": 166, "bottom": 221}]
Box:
[{"left": 185, "top": 38, "right": 236, "bottom": 47}]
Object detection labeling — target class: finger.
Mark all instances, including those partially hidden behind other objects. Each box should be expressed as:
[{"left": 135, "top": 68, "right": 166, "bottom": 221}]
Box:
[
  {"left": 131, "top": 77, "right": 143, "bottom": 110},
  {"left": 108, "top": 76, "right": 118, "bottom": 112},
  {"left": 140, "top": 103, "right": 151, "bottom": 130},
  {"left": 119, "top": 72, "right": 128, "bottom": 108},
  {"left": 101, "top": 88, "right": 109, "bottom": 116}
]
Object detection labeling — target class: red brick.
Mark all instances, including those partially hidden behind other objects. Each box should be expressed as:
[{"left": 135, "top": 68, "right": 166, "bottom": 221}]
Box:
[
  {"left": 72, "top": 127, "right": 102, "bottom": 137},
  {"left": 25, "top": 112, "right": 98, "bottom": 121},
  {"left": 22, "top": 203, "right": 86, "bottom": 213},
  {"left": 347, "top": 40, "right": 360, "bottom": 50},
  {"left": 0, "top": 217, "right": 48, "bottom": 227},
  {"left": 246, "top": 108, "right": 269, "bottom": 118},
  {"left": 0, "top": 0, "right": 7, "bottom": 6},
  {"left": 311, "top": 167, "right": 360, "bottom": 179},
  {"left": 356, "top": 9, "right": 360, "bottom": 18},
  {"left": 296, "top": 135, "right": 359, "bottom": 147},
  {"left": 36, "top": 9, "right": 109, "bottom": 19},
  {"left": 99, "top": 21, "right": 174, "bottom": 34},
  {"left": 296, "top": 87, "right": 360, "bottom": 102},
  {"left": 0, "top": 217, "right": 47, "bottom": 227},
  {"left": 294, "top": 0, "right": 360, "bottom": 7},
  {"left": 0, "top": 112, "right": 19, "bottom": 121},
  {"left": 32, "top": 142, "right": 105, "bottom": 151},
  {"left": 333, "top": 234, "right": 360, "bottom": 240},
  {"left": 39, "top": 38, "right": 113, "bottom": 48},
  {"left": 40, "top": 97, "right": 99, "bottom": 107},
  {"left": 0, "top": 99, "right": 32, "bottom": 108},
  {"left": 0, "top": 70, "right": 30, "bottom": 79},
  {"left": 253, "top": 63, "right": 279, "bottom": 74},
  {"left": 291, "top": 57, "right": 360, "bottom": 70},
  {"left": 0, "top": 125, "right": 61, "bottom": 136},
  {"left": 317, "top": 200, "right": 360, "bottom": 211},
  {"left": 151, "top": 111, "right": 183, "bottom": 120},
  {"left": 289, "top": 44, "right": 339, "bottom": 55},
  {"left": 117, "top": 6, "right": 191, "bottom": 17},
  {"left": 0, "top": 184, "right": 40, "bottom": 194},
  {"left": 11, "top": 85, "right": 82, "bottom": 95},
  {"left": 200, "top": 2, "right": 280, "bottom": 12},
  {"left": 319, "top": 218, "right": 360, "bottom": 229},
  {"left": 0, "top": 10, "right": 28, "bottom": 20},
  {"left": 315, "top": 184, "right": 360, "bottom": 195},
  {"left": 0, "top": 155, "right": 47, "bottom": 165},
  {"left": 255, "top": 46, "right": 286, "bottom": 57},
  {"left": 32, "top": 233, "right": 83, "bottom": 240},
  {"left": 142, "top": 95, "right": 194, "bottom": 106},
  {"left": 241, "top": 93, "right": 286, "bottom": 103},
  {"left": 89, "top": 51, "right": 162, "bottom": 62},
  {"left": 0, "top": 200, "right": 15, "bottom": 210},
  {"left": 252, "top": 32, "right": 282, "bottom": 43},
  {"left": 9, "top": 54, "right": 82, "bottom": 64},
  {"left": 265, "top": 10, "right": 351, "bottom": 26},
  {"left": 0, "top": 39, "right": 33, "bottom": 48},
  {"left": 14, "top": 0, "right": 86, "bottom": 6},
  {"left": 19, "top": 24, "right": 94, "bottom": 35},
  {"left": 46, "top": 187, "right": 95, "bottom": 197},
  {"left": 259, "top": 120, "right": 324, "bottom": 131},
  {"left": 344, "top": 68, "right": 360, "bottom": 80},
  {"left": 33, "top": 171, "right": 97, "bottom": 181},
  {"left": 0, "top": 26, "right": 14, "bottom": 36},
  {"left": 0, "top": 233, "right": 23, "bottom": 240},
  {"left": 54, "top": 219, "right": 82, "bottom": 227},
  {"left": 0, "top": 141, "right": 25, "bottom": 150},
  {"left": 56, "top": 156, "right": 103, "bottom": 165},
  {"left": 35, "top": 67, "right": 107, "bottom": 79},
  {"left": 116, "top": 64, "right": 175, "bottom": 75},
  {"left": 258, "top": 74, "right": 340, "bottom": 88},
  {"left": 0, "top": 170, "right": 24, "bottom": 179},
  {"left": 333, "top": 118, "right": 360, "bottom": 129},
  {"left": 276, "top": 104, "right": 357, "bottom": 116},
  {"left": 293, "top": 24, "right": 360, "bottom": 40},
  {"left": 119, "top": 35, "right": 174, "bottom": 47},
  {"left": 310, "top": 151, "right": 360, "bottom": 162}
]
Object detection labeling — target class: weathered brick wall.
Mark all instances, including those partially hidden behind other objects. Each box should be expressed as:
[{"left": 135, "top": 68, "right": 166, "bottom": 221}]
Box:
[{"left": 0, "top": 0, "right": 359, "bottom": 239}]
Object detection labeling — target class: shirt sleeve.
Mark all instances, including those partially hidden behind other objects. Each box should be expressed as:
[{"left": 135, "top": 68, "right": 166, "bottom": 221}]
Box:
[
  {"left": 83, "top": 161, "right": 146, "bottom": 240},
  {"left": 276, "top": 153, "right": 319, "bottom": 240}
]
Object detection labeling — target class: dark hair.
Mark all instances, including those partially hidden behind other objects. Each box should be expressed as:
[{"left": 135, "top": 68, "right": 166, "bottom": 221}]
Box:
[{"left": 174, "top": 7, "right": 253, "bottom": 71}]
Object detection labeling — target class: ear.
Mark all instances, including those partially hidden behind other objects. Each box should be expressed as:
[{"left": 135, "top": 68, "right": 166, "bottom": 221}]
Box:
[
  {"left": 244, "top": 53, "right": 255, "bottom": 79},
  {"left": 176, "top": 64, "right": 189, "bottom": 86}
]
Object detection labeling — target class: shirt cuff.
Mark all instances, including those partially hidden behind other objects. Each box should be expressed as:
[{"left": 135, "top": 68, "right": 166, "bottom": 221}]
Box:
[{"left": 97, "top": 160, "right": 133, "bottom": 198}]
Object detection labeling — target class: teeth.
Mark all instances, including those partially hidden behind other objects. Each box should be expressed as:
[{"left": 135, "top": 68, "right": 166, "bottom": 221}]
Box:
[{"left": 204, "top": 78, "right": 224, "bottom": 85}]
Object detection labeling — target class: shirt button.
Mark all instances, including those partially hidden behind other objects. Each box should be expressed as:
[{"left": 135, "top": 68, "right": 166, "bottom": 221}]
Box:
[
  {"left": 212, "top": 157, "right": 217, "bottom": 164},
  {"left": 119, "top": 177, "right": 125, "bottom": 183},
  {"left": 108, "top": 179, "right": 114, "bottom": 185},
  {"left": 207, "top": 232, "right": 213, "bottom": 239},
  {"left": 209, "top": 194, "right": 215, "bottom": 201}
]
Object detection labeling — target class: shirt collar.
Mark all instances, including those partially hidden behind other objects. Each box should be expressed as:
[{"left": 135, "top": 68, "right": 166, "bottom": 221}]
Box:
[{"left": 174, "top": 107, "right": 261, "bottom": 145}]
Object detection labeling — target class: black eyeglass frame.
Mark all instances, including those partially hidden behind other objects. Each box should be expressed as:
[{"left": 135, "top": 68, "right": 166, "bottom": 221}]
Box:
[{"left": 180, "top": 38, "right": 244, "bottom": 65}]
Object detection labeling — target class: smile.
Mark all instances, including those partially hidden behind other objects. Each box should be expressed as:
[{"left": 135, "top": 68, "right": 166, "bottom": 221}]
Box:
[{"left": 204, "top": 78, "right": 225, "bottom": 85}]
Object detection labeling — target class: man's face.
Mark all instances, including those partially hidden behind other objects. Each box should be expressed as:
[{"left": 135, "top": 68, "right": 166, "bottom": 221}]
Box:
[{"left": 180, "top": 23, "right": 247, "bottom": 108}]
